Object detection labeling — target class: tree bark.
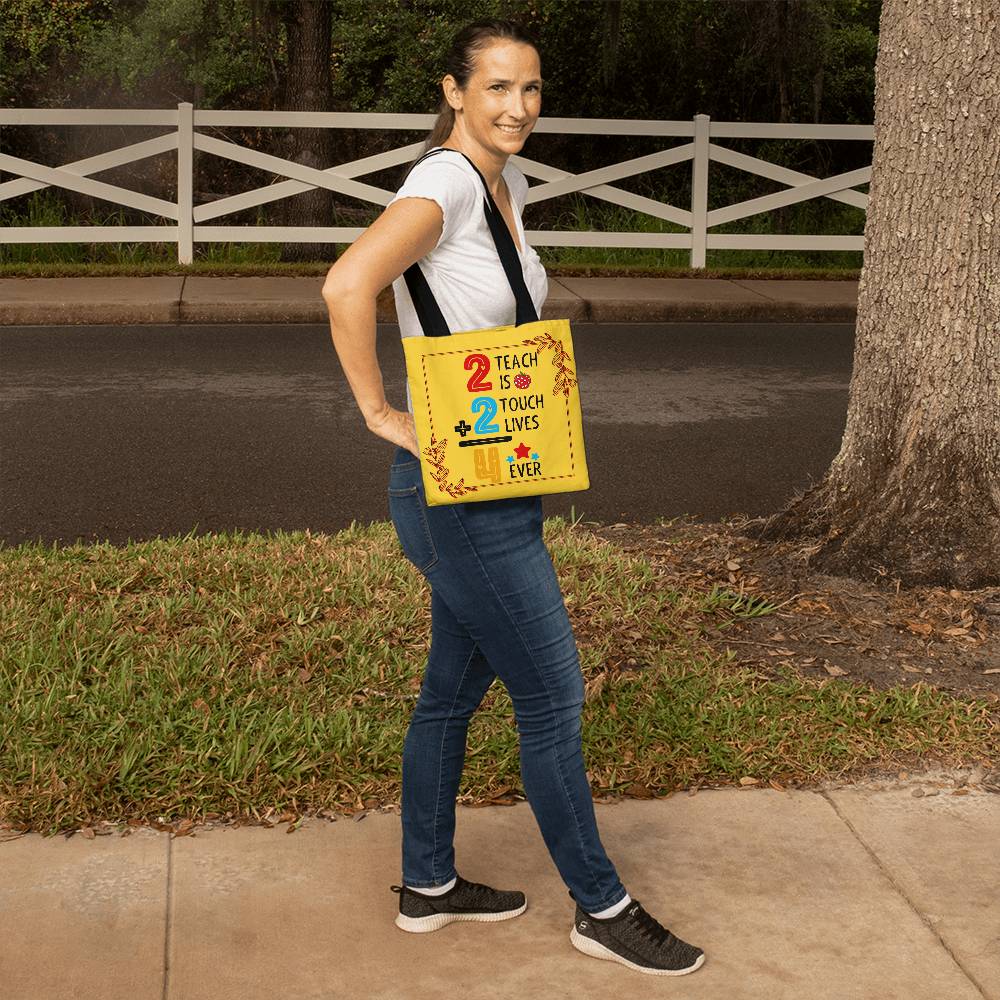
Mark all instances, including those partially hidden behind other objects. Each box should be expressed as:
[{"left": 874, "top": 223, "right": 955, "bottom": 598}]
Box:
[
  {"left": 276, "top": 0, "right": 339, "bottom": 263},
  {"left": 601, "top": 1, "right": 623, "bottom": 91},
  {"left": 746, "top": 0, "right": 1000, "bottom": 589}
]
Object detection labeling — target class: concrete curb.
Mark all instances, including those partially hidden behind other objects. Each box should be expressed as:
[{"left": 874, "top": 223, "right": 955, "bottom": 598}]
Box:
[
  {"left": 577, "top": 299, "right": 857, "bottom": 323},
  {"left": 0, "top": 275, "right": 859, "bottom": 326}
]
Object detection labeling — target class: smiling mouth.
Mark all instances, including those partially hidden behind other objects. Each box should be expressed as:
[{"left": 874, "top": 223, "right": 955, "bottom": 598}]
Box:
[{"left": 495, "top": 124, "right": 525, "bottom": 133}]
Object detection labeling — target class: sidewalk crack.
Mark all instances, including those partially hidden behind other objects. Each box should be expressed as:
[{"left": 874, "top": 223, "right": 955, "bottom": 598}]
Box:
[
  {"left": 162, "top": 832, "right": 173, "bottom": 1000},
  {"left": 728, "top": 279, "right": 780, "bottom": 302},
  {"left": 820, "top": 790, "right": 990, "bottom": 999}
]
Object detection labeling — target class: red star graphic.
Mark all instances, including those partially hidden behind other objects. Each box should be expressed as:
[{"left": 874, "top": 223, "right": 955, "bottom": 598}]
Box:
[{"left": 514, "top": 442, "right": 531, "bottom": 459}]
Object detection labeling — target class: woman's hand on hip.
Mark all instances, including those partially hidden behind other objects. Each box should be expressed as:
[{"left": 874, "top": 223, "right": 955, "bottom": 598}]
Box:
[{"left": 365, "top": 402, "right": 420, "bottom": 459}]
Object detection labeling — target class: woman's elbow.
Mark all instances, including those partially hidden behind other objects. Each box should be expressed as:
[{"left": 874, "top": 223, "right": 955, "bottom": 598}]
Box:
[
  {"left": 321, "top": 266, "right": 351, "bottom": 301},
  {"left": 322, "top": 270, "right": 368, "bottom": 313}
]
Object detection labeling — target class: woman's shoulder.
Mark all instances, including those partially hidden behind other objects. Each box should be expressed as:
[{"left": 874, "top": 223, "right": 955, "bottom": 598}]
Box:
[
  {"left": 408, "top": 147, "right": 526, "bottom": 199},
  {"left": 395, "top": 149, "right": 480, "bottom": 207},
  {"left": 406, "top": 147, "right": 476, "bottom": 183}
]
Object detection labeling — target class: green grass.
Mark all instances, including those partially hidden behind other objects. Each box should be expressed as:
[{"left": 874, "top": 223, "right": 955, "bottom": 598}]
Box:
[
  {"left": 0, "top": 185, "right": 863, "bottom": 278},
  {"left": 1, "top": 517, "right": 994, "bottom": 837},
  {"left": 0, "top": 259, "right": 859, "bottom": 281}
]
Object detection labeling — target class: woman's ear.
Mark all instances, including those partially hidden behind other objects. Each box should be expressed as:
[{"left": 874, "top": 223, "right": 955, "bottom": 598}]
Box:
[{"left": 442, "top": 75, "right": 462, "bottom": 113}]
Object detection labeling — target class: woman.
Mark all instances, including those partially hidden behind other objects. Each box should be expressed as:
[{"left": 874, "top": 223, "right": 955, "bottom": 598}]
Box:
[{"left": 322, "top": 18, "right": 705, "bottom": 978}]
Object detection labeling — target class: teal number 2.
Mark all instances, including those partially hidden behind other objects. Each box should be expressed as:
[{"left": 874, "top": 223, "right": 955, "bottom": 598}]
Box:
[{"left": 471, "top": 396, "right": 500, "bottom": 434}]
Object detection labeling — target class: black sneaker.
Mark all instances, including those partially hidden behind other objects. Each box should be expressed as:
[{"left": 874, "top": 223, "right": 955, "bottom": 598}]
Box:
[
  {"left": 569, "top": 892, "right": 705, "bottom": 975},
  {"left": 390, "top": 874, "right": 527, "bottom": 933}
]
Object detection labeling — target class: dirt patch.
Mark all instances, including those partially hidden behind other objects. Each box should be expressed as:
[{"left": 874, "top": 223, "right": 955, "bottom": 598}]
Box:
[{"left": 582, "top": 515, "right": 1000, "bottom": 704}]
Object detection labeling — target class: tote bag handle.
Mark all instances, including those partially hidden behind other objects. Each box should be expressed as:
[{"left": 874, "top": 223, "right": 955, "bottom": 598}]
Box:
[{"left": 399, "top": 148, "right": 539, "bottom": 338}]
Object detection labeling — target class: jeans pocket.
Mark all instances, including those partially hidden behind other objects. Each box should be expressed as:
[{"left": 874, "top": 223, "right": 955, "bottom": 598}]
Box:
[{"left": 388, "top": 484, "right": 439, "bottom": 573}]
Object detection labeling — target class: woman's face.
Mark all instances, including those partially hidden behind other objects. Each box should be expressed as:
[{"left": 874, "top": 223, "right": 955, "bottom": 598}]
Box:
[{"left": 444, "top": 40, "right": 542, "bottom": 157}]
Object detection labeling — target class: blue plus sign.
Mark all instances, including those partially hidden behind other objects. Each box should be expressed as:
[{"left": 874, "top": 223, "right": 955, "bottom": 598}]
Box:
[{"left": 453, "top": 420, "right": 472, "bottom": 437}]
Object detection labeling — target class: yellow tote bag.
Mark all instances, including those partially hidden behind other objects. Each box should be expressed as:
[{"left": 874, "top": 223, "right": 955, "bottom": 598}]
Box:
[
  {"left": 403, "top": 318, "right": 589, "bottom": 506},
  {"left": 399, "top": 149, "right": 589, "bottom": 507}
]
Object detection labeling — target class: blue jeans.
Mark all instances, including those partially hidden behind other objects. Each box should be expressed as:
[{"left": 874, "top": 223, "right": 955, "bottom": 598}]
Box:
[{"left": 387, "top": 445, "right": 627, "bottom": 913}]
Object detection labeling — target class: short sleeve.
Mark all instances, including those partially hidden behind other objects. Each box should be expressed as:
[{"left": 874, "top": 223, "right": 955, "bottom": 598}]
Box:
[
  {"left": 388, "top": 157, "right": 481, "bottom": 251},
  {"left": 505, "top": 164, "right": 530, "bottom": 214}
]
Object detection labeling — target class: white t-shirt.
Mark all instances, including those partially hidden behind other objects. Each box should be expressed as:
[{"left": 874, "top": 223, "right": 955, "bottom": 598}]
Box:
[{"left": 387, "top": 147, "right": 549, "bottom": 414}]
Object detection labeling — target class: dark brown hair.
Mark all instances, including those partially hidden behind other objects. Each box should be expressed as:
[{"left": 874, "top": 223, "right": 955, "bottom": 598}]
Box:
[{"left": 411, "top": 18, "right": 540, "bottom": 167}]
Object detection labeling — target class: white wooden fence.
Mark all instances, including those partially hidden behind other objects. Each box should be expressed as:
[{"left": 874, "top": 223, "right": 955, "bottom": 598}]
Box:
[{"left": 0, "top": 104, "right": 873, "bottom": 267}]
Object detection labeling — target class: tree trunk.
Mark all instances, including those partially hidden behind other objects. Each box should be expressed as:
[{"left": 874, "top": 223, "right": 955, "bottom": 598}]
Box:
[
  {"left": 745, "top": 0, "right": 1000, "bottom": 589},
  {"left": 276, "top": 0, "right": 339, "bottom": 263},
  {"left": 601, "top": 1, "right": 623, "bottom": 91},
  {"left": 771, "top": 0, "right": 793, "bottom": 235}
]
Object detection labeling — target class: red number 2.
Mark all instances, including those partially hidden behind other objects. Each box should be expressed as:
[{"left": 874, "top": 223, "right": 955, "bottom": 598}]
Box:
[{"left": 465, "top": 353, "right": 493, "bottom": 392}]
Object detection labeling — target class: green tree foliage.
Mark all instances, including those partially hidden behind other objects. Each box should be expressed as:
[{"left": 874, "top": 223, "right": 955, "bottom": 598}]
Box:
[
  {"left": 72, "top": 0, "right": 273, "bottom": 107},
  {"left": 2, "top": 0, "right": 879, "bottom": 124},
  {"left": 0, "top": 0, "right": 114, "bottom": 104}
]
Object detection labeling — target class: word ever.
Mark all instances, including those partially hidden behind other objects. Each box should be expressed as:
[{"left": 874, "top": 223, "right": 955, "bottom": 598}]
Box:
[{"left": 507, "top": 459, "right": 542, "bottom": 479}]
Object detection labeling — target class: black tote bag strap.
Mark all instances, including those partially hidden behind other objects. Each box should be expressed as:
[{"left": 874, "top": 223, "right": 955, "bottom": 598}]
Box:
[{"left": 399, "top": 147, "right": 539, "bottom": 338}]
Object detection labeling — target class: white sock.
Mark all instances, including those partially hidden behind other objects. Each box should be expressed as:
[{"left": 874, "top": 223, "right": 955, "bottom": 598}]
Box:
[
  {"left": 588, "top": 891, "right": 632, "bottom": 919},
  {"left": 406, "top": 875, "right": 457, "bottom": 896}
]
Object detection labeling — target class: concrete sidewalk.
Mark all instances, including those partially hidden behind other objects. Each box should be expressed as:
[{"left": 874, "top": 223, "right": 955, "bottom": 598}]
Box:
[
  {"left": 0, "top": 274, "right": 859, "bottom": 325},
  {"left": 1, "top": 772, "right": 996, "bottom": 1000}
]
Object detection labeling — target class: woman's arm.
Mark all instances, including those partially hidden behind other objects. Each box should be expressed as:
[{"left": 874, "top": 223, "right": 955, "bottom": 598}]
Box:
[{"left": 321, "top": 196, "right": 444, "bottom": 456}]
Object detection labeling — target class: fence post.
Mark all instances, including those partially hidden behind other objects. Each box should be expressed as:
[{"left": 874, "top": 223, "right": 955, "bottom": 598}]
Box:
[
  {"left": 177, "top": 102, "right": 193, "bottom": 265},
  {"left": 690, "top": 113, "right": 710, "bottom": 269}
]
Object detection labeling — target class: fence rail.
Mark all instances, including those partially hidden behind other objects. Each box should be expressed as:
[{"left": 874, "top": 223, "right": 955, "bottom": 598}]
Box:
[{"left": 0, "top": 105, "right": 873, "bottom": 267}]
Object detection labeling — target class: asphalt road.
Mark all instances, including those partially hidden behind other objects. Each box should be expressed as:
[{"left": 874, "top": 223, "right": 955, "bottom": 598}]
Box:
[{"left": 0, "top": 322, "right": 854, "bottom": 548}]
